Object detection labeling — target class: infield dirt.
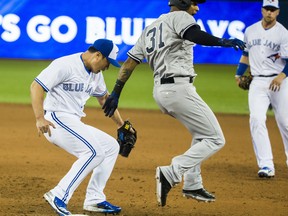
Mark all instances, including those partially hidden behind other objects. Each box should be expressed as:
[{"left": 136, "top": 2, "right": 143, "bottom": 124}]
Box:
[{"left": 0, "top": 103, "right": 287, "bottom": 216}]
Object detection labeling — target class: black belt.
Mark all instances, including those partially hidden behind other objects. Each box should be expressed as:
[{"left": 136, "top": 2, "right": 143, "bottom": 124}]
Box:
[
  {"left": 253, "top": 74, "right": 278, "bottom": 77},
  {"left": 160, "top": 77, "right": 194, "bottom": 84}
]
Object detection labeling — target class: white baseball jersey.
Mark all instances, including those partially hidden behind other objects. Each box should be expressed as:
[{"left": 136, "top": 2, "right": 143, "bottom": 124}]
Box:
[
  {"left": 128, "top": 11, "right": 197, "bottom": 79},
  {"left": 35, "top": 53, "right": 107, "bottom": 117},
  {"left": 244, "top": 21, "right": 288, "bottom": 76},
  {"left": 34, "top": 53, "right": 119, "bottom": 205},
  {"left": 244, "top": 21, "right": 288, "bottom": 171}
]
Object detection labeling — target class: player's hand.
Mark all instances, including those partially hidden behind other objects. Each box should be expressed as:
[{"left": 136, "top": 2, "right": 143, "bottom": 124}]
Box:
[
  {"left": 269, "top": 73, "right": 286, "bottom": 92},
  {"left": 102, "top": 92, "right": 119, "bottom": 117},
  {"left": 219, "top": 38, "right": 246, "bottom": 51},
  {"left": 235, "top": 76, "right": 241, "bottom": 86},
  {"left": 36, "top": 118, "right": 56, "bottom": 137}
]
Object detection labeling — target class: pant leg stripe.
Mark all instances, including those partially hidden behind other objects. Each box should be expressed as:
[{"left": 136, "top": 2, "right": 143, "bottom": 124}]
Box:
[{"left": 51, "top": 112, "right": 97, "bottom": 202}]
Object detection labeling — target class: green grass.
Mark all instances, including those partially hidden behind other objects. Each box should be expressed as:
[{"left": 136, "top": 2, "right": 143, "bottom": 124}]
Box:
[
  {"left": 0, "top": 59, "right": 251, "bottom": 114},
  {"left": 193, "top": 64, "right": 250, "bottom": 114},
  {"left": 0, "top": 60, "right": 51, "bottom": 103}
]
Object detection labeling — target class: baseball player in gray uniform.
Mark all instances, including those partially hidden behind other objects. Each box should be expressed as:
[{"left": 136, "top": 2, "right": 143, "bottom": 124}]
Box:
[
  {"left": 235, "top": 0, "right": 288, "bottom": 178},
  {"left": 102, "top": 0, "right": 245, "bottom": 207},
  {"left": 30, "top": 39, "right": 126, "bottom": 215}
]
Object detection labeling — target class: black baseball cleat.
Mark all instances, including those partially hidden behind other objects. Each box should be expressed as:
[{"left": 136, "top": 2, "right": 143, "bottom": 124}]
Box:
[
  {"left": 183, "top": 188, "right": 215, "bottom": 202},
  {"left": 156, "top": 167, "right": 172, "bottom": 207}
]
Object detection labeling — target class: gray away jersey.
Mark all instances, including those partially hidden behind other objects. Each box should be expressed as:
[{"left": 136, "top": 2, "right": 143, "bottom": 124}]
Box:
[{"left": 128, "top": 11, "right": 198, "bottom": 79}]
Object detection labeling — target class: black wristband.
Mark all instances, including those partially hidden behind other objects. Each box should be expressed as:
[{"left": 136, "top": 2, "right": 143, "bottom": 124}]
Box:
[{"left": 113, "top": 79, "right": 125, "bottom": 95}]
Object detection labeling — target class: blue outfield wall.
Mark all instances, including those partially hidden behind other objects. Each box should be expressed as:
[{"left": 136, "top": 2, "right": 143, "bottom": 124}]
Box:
[{"left": 0, "top": 0, "right": 263, "bottom": 64}]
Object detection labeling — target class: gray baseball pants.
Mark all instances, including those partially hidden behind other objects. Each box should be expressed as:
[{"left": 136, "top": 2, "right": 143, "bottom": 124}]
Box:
[{"left": 153, "top": 77, "right": 225, "bottom": 190}]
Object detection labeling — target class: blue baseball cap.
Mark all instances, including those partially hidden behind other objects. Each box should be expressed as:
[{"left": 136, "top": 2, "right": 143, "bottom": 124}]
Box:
[{"left": 90, "top": 39, "right": 121, "bottom": 68}]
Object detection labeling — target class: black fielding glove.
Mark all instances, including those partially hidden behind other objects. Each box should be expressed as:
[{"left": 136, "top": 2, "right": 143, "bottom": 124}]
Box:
[{"left": 117, "top": 121, "right": 137, "bottom": 157}]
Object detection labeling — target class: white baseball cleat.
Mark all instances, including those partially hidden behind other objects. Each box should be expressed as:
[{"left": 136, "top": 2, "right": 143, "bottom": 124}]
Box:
[{"left": 258, "top": 167, "right": 275, "bottom": 178}]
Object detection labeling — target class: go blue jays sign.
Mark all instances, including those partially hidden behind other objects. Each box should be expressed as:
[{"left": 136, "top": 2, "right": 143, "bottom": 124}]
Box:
[{"left": 0, "top": 0, "right": 261, "bottom": 64}]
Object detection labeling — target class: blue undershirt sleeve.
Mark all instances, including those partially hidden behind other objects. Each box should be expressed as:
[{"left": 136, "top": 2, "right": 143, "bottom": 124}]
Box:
[{"left": 236, "top": 62, "right": 249, "bottom": 77}]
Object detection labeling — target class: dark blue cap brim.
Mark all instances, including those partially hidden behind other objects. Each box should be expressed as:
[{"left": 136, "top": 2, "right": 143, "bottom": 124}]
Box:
[{"left": 108, "top": 57, "right": 121, "bottom": 68}]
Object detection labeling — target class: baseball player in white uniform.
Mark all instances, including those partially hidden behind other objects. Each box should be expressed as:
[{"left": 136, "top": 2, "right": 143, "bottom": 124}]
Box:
[
  {"left": 102, "top": 0, "right": 245, "bottom": 207},
  {"left": 30, "top": 39, "right": 125, "bottom": 215},
  {"left": 235, "top": 0, "right": 288, "bottom": 178}
]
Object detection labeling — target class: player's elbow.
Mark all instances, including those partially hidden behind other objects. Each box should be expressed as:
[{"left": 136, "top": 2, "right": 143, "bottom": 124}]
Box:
[{"left": 30, "top": 81, "right": 46, "bottom": 100}]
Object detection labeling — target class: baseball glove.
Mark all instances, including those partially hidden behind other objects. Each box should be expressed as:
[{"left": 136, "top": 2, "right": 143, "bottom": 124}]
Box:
[
  {"left": 238, "top": 75, "right": 253, "bottom": 90},
  {"left": 117, "top": 120, "right": 137, "bottom": 157}
]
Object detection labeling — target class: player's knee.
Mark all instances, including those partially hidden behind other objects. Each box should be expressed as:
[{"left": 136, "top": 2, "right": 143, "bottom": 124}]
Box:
[
  {"left": 250, "top": 115, "right": 267, "bottom": 132},
  {"left": 91, "top": 151, "right": 105, "bottom": 164},
  {"left": 213, "top": 128, "right": 225, "bottom": 147},
  {"left": 78, "top": 149, "right": 105, "bottom": 170},
  {"left": 250, "top": 115, "right": 266, "bottom": 125},
  {"left": 216, "top": 134, "right": 225, "bottom": 148},
  {"left": 220, "top": 136, "right": 226, "bottom": 147}
]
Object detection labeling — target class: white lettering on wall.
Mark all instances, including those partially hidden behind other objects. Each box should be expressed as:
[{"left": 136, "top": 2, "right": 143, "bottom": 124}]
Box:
[
  {"left": 207, "top": 20, "right": 230, "bottom": 38},
  {"left": 0, "top": 14, "right": 246, "bottom": 44},
  {"left": 227, "top": 20, "right": 245, "bottom": 40},
  {"left": 121, "top": 18, "right": 143, "bottom": 45},
  {"left": 196, "top": 19, "right": 207, "bottom": 32},
  {"left": 86, "top": 17, "right": 106, "bottom": 43},
  {"left": 26, "top": 15, "right": 77, "bottom": 43},
  {"left": 201, "top": 19, "right": 245, "bottom": 40},
  {"left": 85, "top": 17, "right": 157, "bottom": 45},
  {"left": 0, "top": 14, "right": 20, "bottom": 42},
  {"left": 106, "top": 17, "right": 122, "bottom": 44},
  {"left": 50, "top": 16, "right": 77, "bottom": 43},
  {"left": 27, "top": 15, "right": 51, "bottom": 42}
]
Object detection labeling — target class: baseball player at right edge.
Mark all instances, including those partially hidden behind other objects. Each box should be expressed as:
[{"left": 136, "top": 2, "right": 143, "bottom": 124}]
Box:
[
  {"left": 235, "top": 0, "right": 288, "bottom": 178},
  {"left": 102, "top": 0, "right": 245, "bottom": 207}
]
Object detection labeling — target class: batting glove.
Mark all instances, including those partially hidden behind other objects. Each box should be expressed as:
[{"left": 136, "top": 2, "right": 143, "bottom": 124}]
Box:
[
  {"left": 103, "top": 91, "right": 119, "bottom": 117},
  {"left": 219, "top": 38, "right": 246, "bottom": 51}
]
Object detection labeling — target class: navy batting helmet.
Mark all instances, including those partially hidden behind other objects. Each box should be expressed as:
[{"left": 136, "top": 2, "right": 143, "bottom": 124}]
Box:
[{"left": 168, "top": 0, "right": 206, "bottom": 10}]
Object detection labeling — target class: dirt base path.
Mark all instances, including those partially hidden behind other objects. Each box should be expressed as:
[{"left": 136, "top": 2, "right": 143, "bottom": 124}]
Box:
[{"left": 0, "top": 104, "right": 287, "bottom": 216}]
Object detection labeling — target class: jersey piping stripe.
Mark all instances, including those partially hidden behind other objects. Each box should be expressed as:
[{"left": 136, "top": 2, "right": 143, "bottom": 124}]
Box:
[
  {"left": 92, "top": 89, "right": 108, "bottom": 97},
  {"left": 35, "top": 78, "right": 49, "bottom": 92},
  {"left": 80, "top": 54, "right": 91, "bottom": 74},
  {"left": 51, "top": 112, "right": 97, "bottom": 203},
  {"left": 127, "top": 52, "right": 142, "bottom": 63}
]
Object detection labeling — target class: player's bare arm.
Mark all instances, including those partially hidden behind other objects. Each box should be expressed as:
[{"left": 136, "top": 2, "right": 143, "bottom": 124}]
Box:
[
  {"left": 269, "top": 72, "right": 287, "bottom": 92},
  {"left": 102, "top": 58, "right": 138, "bottom": 117},
  {"left": 30, "top": 81, "right": 55, "bottom": 137},
  {"left": 269, "top": 59, "right": 288, "bottom": 92},
  {"left": 117, "top": 57, "right": 138, "bottom": 83}
]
